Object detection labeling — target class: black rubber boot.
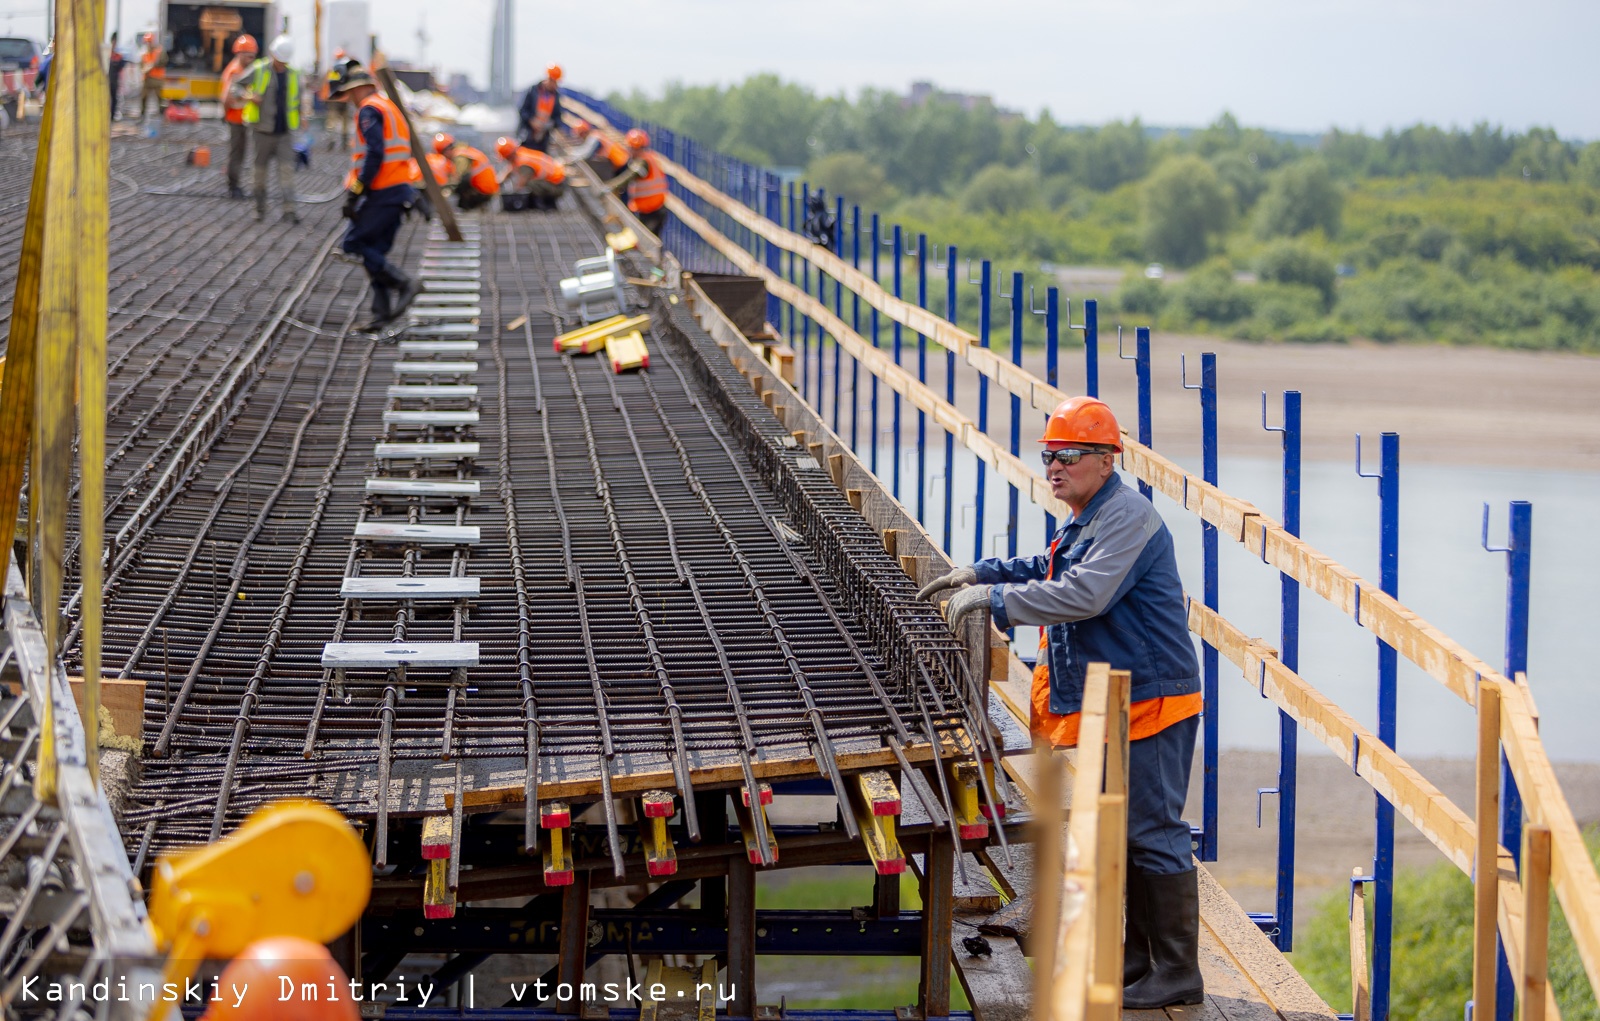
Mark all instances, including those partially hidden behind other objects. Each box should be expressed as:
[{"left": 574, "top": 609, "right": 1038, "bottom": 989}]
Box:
[
  {"left": 1121, "top": 868, "right": 1203, "bottom": 1009},
  {"left": 388, "top": 267, "right": 424, "bottom": 321},
  {"left": 360, "top": 280, "right": 392, "bottom": 331},
  {"left": 1123, "top": 863, "right": 1152, "bottom": 987}
]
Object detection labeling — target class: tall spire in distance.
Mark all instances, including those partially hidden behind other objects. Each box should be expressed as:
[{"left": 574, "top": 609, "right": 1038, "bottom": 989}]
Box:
[{"left": 488, "top": 0, "right": 514, "bottom": 105}]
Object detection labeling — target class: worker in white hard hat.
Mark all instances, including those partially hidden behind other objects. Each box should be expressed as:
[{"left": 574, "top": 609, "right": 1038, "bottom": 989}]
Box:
[{"left": 241, "top": 34, "right": 304, "bottom": 223}]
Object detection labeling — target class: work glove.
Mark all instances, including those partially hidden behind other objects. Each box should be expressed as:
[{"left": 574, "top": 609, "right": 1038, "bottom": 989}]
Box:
[
  {"left": 945, "top": 584, "right": 993, "bottom": 632},
  {"left": 341, "top": 190, "right": 361, "bottom": 220},
  {"left": 916, "top": 566, "right": 978, "bottom": 603}
]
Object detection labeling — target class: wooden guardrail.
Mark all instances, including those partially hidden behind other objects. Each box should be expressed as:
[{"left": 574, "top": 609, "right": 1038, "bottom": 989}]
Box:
[{"left": 564, "top": 97, "right": 1600, "bottom": 1010}]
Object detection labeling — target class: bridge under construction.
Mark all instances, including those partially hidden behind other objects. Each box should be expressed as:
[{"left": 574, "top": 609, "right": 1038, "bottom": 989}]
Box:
[{"left": 0, "top": 56, "right": 1596, "bottom": 1021}]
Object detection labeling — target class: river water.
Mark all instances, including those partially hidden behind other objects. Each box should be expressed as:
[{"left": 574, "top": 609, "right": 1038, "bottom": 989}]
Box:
[{"left": 874, "top": 442, "right": 1600, "bottom": 763}]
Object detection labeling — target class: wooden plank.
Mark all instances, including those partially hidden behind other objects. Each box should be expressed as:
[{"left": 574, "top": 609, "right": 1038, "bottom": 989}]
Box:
[
  {"left": 68, "top": 677, "right": 143, "bottom": 743},
  {"left": 420, "top": 814, "right": 452, "bottom": 860},
  {"left": 1349, "top": 868, "right": 1370, "bottom": 1021},
  {"left": 1525, "top": 826, "right": 1553, "bottom": 1021},
  {"left": 1474, "top": 684, "right": 1502, "bottom": 1021}
]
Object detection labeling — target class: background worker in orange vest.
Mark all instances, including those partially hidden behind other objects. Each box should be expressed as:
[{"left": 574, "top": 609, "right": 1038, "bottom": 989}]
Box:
[
  {"left": 495, "top": 135, "right": 566, "bottom": 210},
  {"left": 327, "top": 59, "right": 424, "bottom": 331},
  {"left": 219, "top": 34, "right": 256, "bottom": 199},
  {"left": 434, "top": 133, "right": 498, "bottom": 210},
  {"left": 517, "top": 64, "right": 563, "bottom": 152},
  {"left": 918, "top": 396, "right": 1205, "bottom": 1011},
  {"left": 137, "top": 32, "right": 166, "bottom": 120},
  {"left": 570, "top": 120, "right": 629, "bottom": 181},
  {"left": 607, "top": 128, "right": 668, "bottom": 235}
]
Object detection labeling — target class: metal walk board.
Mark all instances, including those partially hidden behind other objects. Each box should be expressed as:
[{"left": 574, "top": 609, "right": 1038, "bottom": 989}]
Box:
[
  {"left": 383, "top": 410, "right": 480, "bottom": 426},
  {"left": 373, "top": 441, "right": 480, "bottom": 459},
  {"left": 421, "top": 261, "right": 481, "bottom": 271},
  {"left": 413, "top": 292, "right": 481, "bottom": 305},
  {"left": 393, "top": 361, "right": 478, "bottom": 374},
  {"left": 406, "top": 323, "right": 480, "bottom": 337},
  {"left": 365, "top": 478, "right": 482, "bottom": 496},
  {"left": 419, "top": 270, "right": 481, "bottom": 281},
  {"left": 340, "top": 576, "right": 481, "bottom": 599},
  {"left": 423, "top": 280, "right": 481, "bottom": 292},
  {"left": 386, "top": 384, "right": 479, "bottom": 398},
  {"left": 354, "top": 522, "right": 480, "bottom": 545},
  {"left": 321, "top": 642, "right": 479, "bottom": 669},
  {"left": 409, "top": 307, "right": 482, "bottom": 319},
  {"left": 398, "top": 341, "right": 480, "bottom": 355}
]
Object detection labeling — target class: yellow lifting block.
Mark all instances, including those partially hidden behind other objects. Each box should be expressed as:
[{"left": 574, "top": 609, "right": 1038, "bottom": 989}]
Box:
[
  {"left": 848, "top": 770, "right": 905, "bottom": 876},
  {"left": 423, "top": 858, "right": 457, "bottom": 919},
  {"left": 553, "top": 313, "right": 651, "bottom": 355},
  {"left": 606, "top": 329, "right": 650, "bottom": 374},
  {"left": 146, "top": 800, "right": 371, "bottom": 1017},
  {"left": 640, "top": 960, "right": 718, "bottom": 1021},
  {"left": 948, "top": 760, "right": 990, "bottom": 840},
  {"left": 641, "top": 789, "right": 677, "bottom": 877},
  {"left": 542, "top": 799, "right": 573, "bottom": 886},
  {"left": 735, "top": 781, "right": 777, "bottom": 865},
  {"left": 606, "top": 227, "right": 639, "bottom": 253},
  {"left": 421, "top": 814, "right": 453, "bottom": 860}
]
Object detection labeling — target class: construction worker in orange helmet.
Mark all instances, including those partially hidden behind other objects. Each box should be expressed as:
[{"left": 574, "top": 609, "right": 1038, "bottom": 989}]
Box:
[
  {"left": 917, "top": 395, "right": 1204, "bottom": 1010},
  {"left": 219, "top": 34, "right": 257, "bottom": 198},
  {"left": 607, "top": 128, "right": 667, "bottom": 235},
  {"left": 570, "top": 120, "right": 629, "bottom": 181},
  {"left": 137, "top": 30, "right": 167, "bottom": 120},
  {"left": 201, "top": 936, "right": 358, "bottom": 1019},
  {"left": 496, "top": 135, "right": 567, "bottom": 211},
  {"left": 437, "top": 134, "right": 499, "bottom": 210},
  {"left": 327, "top": 58, "right": 425, "bottom": 330},
  {"left": 516, "top": 62, "right": 564, "bottom": 152}
]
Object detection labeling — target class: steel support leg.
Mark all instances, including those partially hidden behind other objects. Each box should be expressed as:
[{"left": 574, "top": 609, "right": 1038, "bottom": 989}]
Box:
[
  {"left": 557, "top": 870, "right": 591, "bottom": 1015},
  {"left": 918, "top": 834, "right": 954, "bottom": 1019},
  {"left": 728, "top": 853, "right": 757, "bottom": 1017}
]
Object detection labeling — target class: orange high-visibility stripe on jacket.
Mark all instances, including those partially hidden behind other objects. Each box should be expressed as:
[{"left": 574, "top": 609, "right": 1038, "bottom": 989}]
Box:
[
  {"left": 532, "top": 89, "right": 556, "bottom": 132},
  {"left": 513, "top": 147, "right": 566, "bottom": 185},
  {"left": 142, "top": 47, "right": 166, "bottom": 79},
  {"left": 1027, "top": 535, "right": 1203, "bottom": 748},
  {"left": 627, "top": 152, "right": 667, "bottom": 214},
  {"left": 455, "top": 145, "right": 499, "bottom": 194},
  {"left": 342, "top": 93, "right": 419, "bottom": 192},
  {"left": 425, "top": 152, "right": 451, "bottom": 186},
  {"left": 597, "top": 136, "right": 629, "bottom": 170}
]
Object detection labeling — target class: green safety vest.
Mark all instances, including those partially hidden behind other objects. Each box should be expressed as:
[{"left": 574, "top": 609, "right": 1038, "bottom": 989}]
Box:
[{"left": 241, "top": 61, "right": 300, "bottom": 130}]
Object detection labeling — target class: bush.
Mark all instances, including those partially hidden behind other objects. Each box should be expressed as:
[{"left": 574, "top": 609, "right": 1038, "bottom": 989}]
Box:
[
  {"left": 1256, "top": 157, "right": 1344, "bottom": 238},
  {"left": 1169, "top": 262, "right": 1252, "bottom": 325},
  {"left": 1256, "top": 241, "right": 1337, "bottom": 309},
  {"left": 807, "top": 151, "right": 899, "bottom": 210},
  {"left": 1141, "top": 156, "right": 1234, "bottom": 267},
  {"left": 1118, "top": 274, "right": 1167, "bottom": 315},
  {"left": 1238, "top": 283, "right": 1331, "bottom": 340},
  {"left": 960, "top": 163, "right": 1040, "bottom": 216}
]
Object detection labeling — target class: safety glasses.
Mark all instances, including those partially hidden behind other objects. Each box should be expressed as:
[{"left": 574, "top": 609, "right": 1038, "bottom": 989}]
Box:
[{"left": 1040, "top": 448, "right": 1105, "bottom": 467}]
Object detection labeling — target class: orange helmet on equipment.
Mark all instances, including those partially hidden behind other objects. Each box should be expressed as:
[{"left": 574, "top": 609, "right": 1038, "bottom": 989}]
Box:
[
  {"left": 232, "top": 34, "right": 257, "bottom": 55},
  {"left": 432, "top": 132, "right": 454, "bottom": 154},
  {"left": 572, "top": 121, "right": 591, "bottom": 139},
  {"left": 1039, "top": 396, "right": 1123, "bottom": 451},
  {"left": 546, "top": 63, "right": 562, "bottom": 82},
  {"left": 494, "top": 136, "right": 516, "bottom": 160},
  {"left": 201, "top": 937, "right": 358, "bottom": 1021},
  {"left": 624, "top": 128, "right": 649, "bottom": 151}
]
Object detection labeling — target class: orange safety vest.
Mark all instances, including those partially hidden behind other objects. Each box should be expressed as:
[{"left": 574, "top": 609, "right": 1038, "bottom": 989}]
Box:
[
  {"left": 425, "top": 152, "right": 451, "bottom": 186},
  {"left": 1028, "top": 535, "right": 1203, "bottom": 748},
  {"left": 343, "top": 94, "right": 419, "bottom": 192},
  {"left": 627, "top": 152, "right": 667, "bottom": 213},
  {"left": 531, "top": 89, "right": 556, "bottom": 132},
  {"left": 455, "top": 145, "right": 498, "bottom": 194},
  {"left": 597, "top": 136, "right": 629, "bottom": 170},
  {"left": 142, "top": 47, "right": 166, "bottom": 79},
  {"left": 220, "top": 55, "right": 251, "bottom": 125},
  {"left": 513, "top": 147, "right": 566, "bottom": 185}
]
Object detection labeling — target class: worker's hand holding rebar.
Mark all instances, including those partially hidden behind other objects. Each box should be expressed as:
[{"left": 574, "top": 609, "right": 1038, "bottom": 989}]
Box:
[
  {"left": 944, "top": 584, "right": 993, "bottom": 632},
  {"left": 916, "top": 566, "right": 978, "bottom": 603},
  {"left": 341, "top": 191, "right": 361, "bottom": 220}
]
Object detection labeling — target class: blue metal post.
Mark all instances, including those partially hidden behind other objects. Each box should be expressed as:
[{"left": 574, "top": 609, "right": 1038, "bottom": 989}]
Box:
[
  {"left": 833, "top": 197, "right": 844, "bottom": 436},
  {"left": 1007, "top": 271, "right": 1023, "bottom": 561},
  {"left": 891, "top": 225, "right": 904, "bottom": 500},
  {"left": 1272, "top": 392, "right": 1302, "bottom": 951},
  {"left": 815, "top": 189, "right": 829, "bottom": 422},
  {"left": 870, "top": 213, "right": 882, "bottom": 476},
  {"left": 1084, "top": 299, "right": 1100, "bottom": 398},
  {"left": 943, "top": 246, "right": 958, "bottom": 556},
  {"left": 916, "top": 233, "right": 929, "bottom": 525},
  {"left": 973, "top": 260, "right": 992, "bottom": 563},
  {"left": 1044, "top": 288, "right": 1059, "bottom": 542},
  {"left": 787, "top": 182, "right": 797, "bottom": 366},
  {"left": 763, "top": 175, "right": 780, "bottom": 332},
  {"left": 850, "top": 206, "right": 862, "bottom": 454},
  {"left": 1493, "top": 500, "right": 1533, "bottom": 1021},
  {"left": 1183, "top": 353, "right": 1220, "bottom": 863},
  {"left": 1135, "top": 327, "right": 1152, "bottom": 501},
  {"left": 799, "top": 183, "right": 810, "bottom": 403}
]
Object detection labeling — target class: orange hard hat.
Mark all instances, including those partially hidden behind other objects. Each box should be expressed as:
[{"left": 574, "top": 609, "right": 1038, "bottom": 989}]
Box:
[
  {"left": 201, "top": 937, "right": 358, "bottom": 1020},
  {"left": 432, "top": 132, "right": 454, "bottom": 154},
  {"left": 1039, "top": 396, "right": 1123, "bottom": 451},
  {"left": 333, "top": 47, "right": 347, "bottom": 59},
  {"left": 625, "top": 128, "right": 649, "bottom": 151},
  {"left": 232, "top": 34, "right": 257, "bottom": 54},
  {"left": 494, "top": 136, "right": 515, "bottom": 160},
  {"left": 572, "top": 120, "right": 591, "bottom": 139},
  {"left": 142, "top": 32, "right": 155, "bottom": 45},
  {"left": 546, "top": 63, "right": 562, "bottom": 82}
]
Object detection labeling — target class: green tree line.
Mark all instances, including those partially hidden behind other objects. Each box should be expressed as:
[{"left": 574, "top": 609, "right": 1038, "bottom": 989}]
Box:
[{"left": 613, "top": 76, "right": 1600, "bottom": 352}]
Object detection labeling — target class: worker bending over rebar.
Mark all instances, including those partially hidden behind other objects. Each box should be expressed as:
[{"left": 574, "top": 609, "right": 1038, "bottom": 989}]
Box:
[
  {"left": 921, "top": 397, "right": 1205, "bottom": 1011},
  {"left": 327, "top": 59, "right": 424, "bottom": 331}
]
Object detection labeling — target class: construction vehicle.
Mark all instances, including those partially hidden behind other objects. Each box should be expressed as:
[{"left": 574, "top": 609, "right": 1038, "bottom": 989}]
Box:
[
  {"left": 0, "top": 36, "right": 40, "bottom": 126},
  {"left": 157, "top": 0, "right": 276, "bottom": 104}
]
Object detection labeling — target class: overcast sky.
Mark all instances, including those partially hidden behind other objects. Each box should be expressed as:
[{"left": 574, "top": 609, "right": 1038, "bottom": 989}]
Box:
[{"left": 5, "top": 0, "right": 1596, "bottom": 139}]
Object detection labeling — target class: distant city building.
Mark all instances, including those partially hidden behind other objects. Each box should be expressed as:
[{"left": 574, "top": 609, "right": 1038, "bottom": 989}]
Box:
[
  {"left": 905, "top": 80, "right": 1019, "bottom": 118},
  {"left": 446, "top": 73, "right": 486, "bottom": 106}
]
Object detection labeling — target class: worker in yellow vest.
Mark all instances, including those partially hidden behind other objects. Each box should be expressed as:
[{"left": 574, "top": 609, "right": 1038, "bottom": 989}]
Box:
[
  {"left": 327, "top": 59, "right": 424, "bottom": 331},
  {"left": 434, "top": 133, "right": 498, "bottom": 210},
  {"left": 240, "top": 35, "right": 303, "bottom": 223},
  {"left": 607, "top": 128, "right": 668, "bottom": 235}
]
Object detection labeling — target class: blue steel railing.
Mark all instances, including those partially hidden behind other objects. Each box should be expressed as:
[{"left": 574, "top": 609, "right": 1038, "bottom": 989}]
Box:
[{"left": 562, "top": 88, "right": 1573, "bottom": 1020}]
